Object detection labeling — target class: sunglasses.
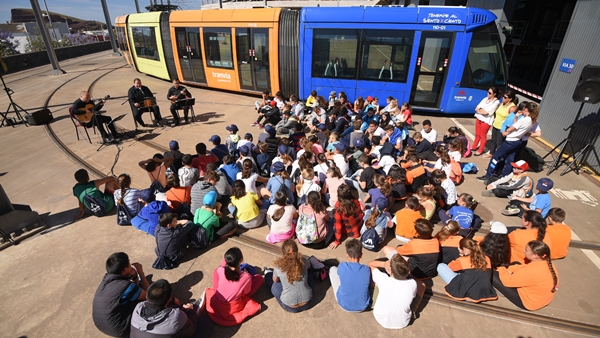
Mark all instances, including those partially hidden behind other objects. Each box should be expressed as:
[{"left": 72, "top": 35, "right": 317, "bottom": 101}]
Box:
[
  {"left": 503, "top": 96, "right": 509, "bottom": 99},
  {"left": 488, "top": 92, "right": 493, "bottom": 95}
]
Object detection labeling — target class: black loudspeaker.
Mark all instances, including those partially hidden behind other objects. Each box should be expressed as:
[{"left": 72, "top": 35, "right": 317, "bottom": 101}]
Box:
[
  {"left": 573, "top": 65, "right": 600, "bottom": 104},
  {"left": 25, "top": 108, "right": 53, "bottom": 125}
]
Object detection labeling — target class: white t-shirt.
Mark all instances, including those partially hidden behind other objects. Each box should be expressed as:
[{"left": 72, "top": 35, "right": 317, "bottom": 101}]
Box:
[
  {"left": 371, "top": 127, "right": 386, "bottom": 139},
  {"left": 333, "top": 153, "right": 349, "bottom": 176},
  {"left": 313, "top": 163, "right": 329, "bottom": 183},
  {"left": 448, "top": 150, "right": 461, "bottom": 162},
  {"left": 434, "top": 159, "right": 452, "bottom": 178},
  {"left": 441, "top": 178, "right": 458, "bottom": 205},
  {"left": 475, "top": 97, "right": 499, "bottom": 125},
  {"left": 237, "top": 139, "right": 253, "bottom": 149},
  {"left": 421, "top": 128, "right": 438, "bottom": 144},
  {"left": 372, "top": 269, "right": 417, "bottom": 329},
  {"left": 521, "top": 122, "right": 540, "bottom": 141},
  {"left": 298, "top": 179, "right": 321, "bottom": 197},
  {"left": 267, "top": 204, "right": 297, "bottom": 234},
  {"left": 370, "top": 145, "right": 383, "bottom": 158},
  {"left": 506, "top": 116, "right": 533, "bottom": 141},
  {"left": 378, "top": 155, "right": 396, "bottom": 174},
  {"left": 236, "top": 172, "right": 259, "bottom": 194}
]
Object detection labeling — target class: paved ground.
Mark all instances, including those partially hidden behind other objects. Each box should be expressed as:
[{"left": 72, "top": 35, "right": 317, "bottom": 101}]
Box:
[{"left": 0, "top": 51, "right": 599, "bottom": 337}]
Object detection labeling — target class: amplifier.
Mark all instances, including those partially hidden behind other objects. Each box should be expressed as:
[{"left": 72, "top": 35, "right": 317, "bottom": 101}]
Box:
[{"left": 26, "top": 108, "right": 53, "bottom": 125}]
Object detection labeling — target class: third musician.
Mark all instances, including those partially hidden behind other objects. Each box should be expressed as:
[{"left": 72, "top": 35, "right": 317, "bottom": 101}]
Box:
[
  {"left": 167, "top": 78, "right": 192, "bottom": 125},
  {"left": 127, "top": 78, "right": 163, "bottom": 127}
]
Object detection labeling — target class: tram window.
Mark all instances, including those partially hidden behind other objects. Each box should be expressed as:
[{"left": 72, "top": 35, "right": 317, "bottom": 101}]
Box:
[
  {"left": 204, "top": 28, "right": 234, "bottom": 69},
  {"left": 116, "top": 27, "right": 128, "bottom": 52},
  {"left": 359, "top": 30, "right": 413, "bottom": 82},
  {"left": 312, "top": 29, "right": 357, "bottom": 79},
  {"left": 464, "top": 32, "right": 507, "bottom": 89},
  {"left": 131, "top": 26, "right": 159, "bottom": 61}
]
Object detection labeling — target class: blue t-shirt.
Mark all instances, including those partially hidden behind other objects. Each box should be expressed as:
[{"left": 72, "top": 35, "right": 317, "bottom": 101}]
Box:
[
  {"left": 220, "top": 163, "right": 240, "bottom": 186},
  {"left": 530, "top": 193, "right": 552, "bottom": 218},
  {"left": 337, "top": 262, "right": 371, "bottom": 312},
  {"left": 266, "top": 176, "right": 294, "bottom": 204},
  {"left": 211, "top": 144, "right": 229, "bottom": 163},
  {"left": 448, "top": 205, "right": 474, "bottom": 229}
]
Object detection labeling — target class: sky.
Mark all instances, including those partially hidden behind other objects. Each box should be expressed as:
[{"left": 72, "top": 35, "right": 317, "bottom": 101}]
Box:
[{"left": 0, "top": 0, "right": 189, "bottom": 24}]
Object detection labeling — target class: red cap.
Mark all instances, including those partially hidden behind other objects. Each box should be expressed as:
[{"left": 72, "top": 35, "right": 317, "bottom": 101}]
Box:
[
  {"left": 510, "top": 160, "right": 529, "bottom": 171},
  {"left": 366, "top": 96, "right": 373, "bottom": 102},
  {"left": 270, "top": 100, "right": 277, "bottom": 107}
]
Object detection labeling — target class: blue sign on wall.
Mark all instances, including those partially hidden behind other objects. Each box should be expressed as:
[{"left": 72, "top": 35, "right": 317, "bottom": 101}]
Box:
[{"left": 559, "top": 58, "right": 576, "bottom": 73}]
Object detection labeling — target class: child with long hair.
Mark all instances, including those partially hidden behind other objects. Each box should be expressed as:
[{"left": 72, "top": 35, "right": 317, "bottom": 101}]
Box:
[
  {"left": 237, "top": 158, "right": 268, "bottom": 195},
  {"left": 434, "top": 221, "right": 462, "bottom": 264},
  {"left": 443, "top": 126, "right": 471, "bottom": 158},
  {"left": 322, "top": 164, "right": 346, "bottom": 207},
  {"left": 479, "top": 221, "right": 511, "bottom": 269},
  {"left": 263, "top": 162, "right": 295, "bottom": 205},
  {"left": 206, "top": 247, "right": 263, "bottom": 326},
  {"left": 265, "top": 240, "right": 317, "bottom": 313},
  {"left": 297, "top": 191, "right": 332, "bottom": 249},
  {"left": 493, "top": 240, "right": 559, "bottom": 311},
  {"left": 165, "top": 173, "right": 192, "bottom": 212},
  {"left": 266, "top": 191, "right": 298, "bottom": 244},
  {"left": 416, "top": 185, "right": 436, "bottom": 220},
  {"left": 424, "top": 145, "right": 452, "bottom": 176},
  {"left": 508, "top": 210, "right": 552, "bottom": 264},
  {"left": 439, "top": 193, "right": 477, "bottom": 230},
  {"left": 329, "top": 184, "right": 365, "bottom": 249},
  {"left": 364, "top": 174, "right": 392, "bottom": 206},
  {"left": 448, "top": 138, "right": 464, "bottom": 162},
  {"left": 360, "top": 198, "right": 394, "bottom": 248},
  {"left": 230, "top": 180, "right": 265, "bottom": 229},
  {"left": 430, "top": 169, "right": 457, "bottom": 207},
  {"left": 438, "top": 238, "right": 497, "bottom": 303},
  {"left": 113, "top": 173, "right": 142, "bottom": 218},
  {"left": 296, "top": 168, "right": 321, "bottom": 203}
]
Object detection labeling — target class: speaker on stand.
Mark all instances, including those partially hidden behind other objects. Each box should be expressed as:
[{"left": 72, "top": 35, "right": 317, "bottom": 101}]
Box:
[{"left": 543, "top": 65, "right": 600, "bottom": 175}]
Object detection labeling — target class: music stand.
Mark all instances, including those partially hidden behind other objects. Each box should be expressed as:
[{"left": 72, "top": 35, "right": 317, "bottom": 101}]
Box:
[
  {"left": 97, "top": 114, "right": 126, "bottom": 152},
  {"left": 175, "top": 98, "right": 196, "bottom": 123}
]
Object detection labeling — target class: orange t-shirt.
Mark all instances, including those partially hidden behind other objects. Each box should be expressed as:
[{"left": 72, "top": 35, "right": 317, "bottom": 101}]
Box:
[
  {"left": 166, "top": 186, "right": 192, "bottom": 210},
  {"left": 546, "top": 224, "right": 571, "bottom": 259},
  {"left": 448, "top": 255, "right": 492, "bottom": 272},
  {"left": 395, "top": 208, "right": 422, "bottom": 238},
  {"left": 508, "top": 228, "right": 553, "bottom": 264},
  {"left": 497, "top": 260, "right": 559, "bottom": 311}
]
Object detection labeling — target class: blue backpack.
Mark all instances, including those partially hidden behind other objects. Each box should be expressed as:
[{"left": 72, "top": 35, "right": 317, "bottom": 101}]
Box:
[
  {"left": 361, "top": 226, "right": 380, "bottom": 252},
  {"left": 84, "top": 194, "right": 107, "bottom": 217}
]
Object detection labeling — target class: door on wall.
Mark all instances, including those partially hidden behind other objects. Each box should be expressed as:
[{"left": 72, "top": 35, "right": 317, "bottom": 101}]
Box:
[
  {"left": 175, "top": 27, "right": 207, "bottom": 84},
  {"left": 410, "top": 32, "right": 453, "bottom": 108},
  {"left": 236, "top": 28, "right": 270, "bottom": 92}
]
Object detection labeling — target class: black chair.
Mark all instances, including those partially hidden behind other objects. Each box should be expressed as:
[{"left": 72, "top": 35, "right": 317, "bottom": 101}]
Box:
[
  {"left": 175, "top": 98, "right": 196, "bottom": 123},
  {"left": 68, "top": 107, "right": 95, "bottom": 143}
]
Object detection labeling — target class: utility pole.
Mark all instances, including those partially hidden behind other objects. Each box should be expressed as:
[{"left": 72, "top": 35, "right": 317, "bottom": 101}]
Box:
[
  {"left": 42, "top": 0, "right": 55, "bottom": 40},
  {"left": 30, "top": 0, "right": 64, "bottom": 75},
  {"left": 100, "top": 0, "right": 121, "bottom": 56}
]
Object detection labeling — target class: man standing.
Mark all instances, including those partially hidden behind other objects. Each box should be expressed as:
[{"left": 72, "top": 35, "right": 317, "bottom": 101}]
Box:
[
  {"left": 128, "top": 78, "right": 163, "bottom": 127},
  {"left": 72, "top": 91, "right": 119, "bottom": 143},
  {"left": 167, "top": 78, "right": 192, "bottom": 125}
]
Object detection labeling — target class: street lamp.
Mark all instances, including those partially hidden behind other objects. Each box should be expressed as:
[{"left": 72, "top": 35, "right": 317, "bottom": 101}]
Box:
[{"left": 41, "top": 0, "right": 55, "bottom": 40}]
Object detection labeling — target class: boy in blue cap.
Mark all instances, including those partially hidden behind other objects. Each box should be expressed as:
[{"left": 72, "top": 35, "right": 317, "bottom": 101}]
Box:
[
  {"left": 503, "top": 177, "right": 553, "bottom": 218},
  {"left": 209, "top": 135, "right": 229, "bottom": 164},
  {"left": 225, "top": 124, "right": 240, "bottom": 157},
  {"left": 193, "top": 191, "right": 236, "bottom": 243}
]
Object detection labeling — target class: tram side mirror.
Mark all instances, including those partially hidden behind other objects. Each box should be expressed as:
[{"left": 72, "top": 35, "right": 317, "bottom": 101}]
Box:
[{"left": 502, "top": 26, "right": 513, "bottom": 36}]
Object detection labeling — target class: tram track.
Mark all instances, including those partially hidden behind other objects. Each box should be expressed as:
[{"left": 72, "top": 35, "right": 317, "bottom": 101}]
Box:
[{"left": 38, "top": 65, "right": 600, "bottom": 337}]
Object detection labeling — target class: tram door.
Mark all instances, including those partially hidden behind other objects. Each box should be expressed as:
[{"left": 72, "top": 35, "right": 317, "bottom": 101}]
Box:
[
  {"left": 236, "top": 28, "right": 270, "bottom": 93},
  {"left": 410, "top": 32, "right": 453, "bottom": 108},
  {"left": 175, "top": 27, "right": 207, "bottom": 84}
]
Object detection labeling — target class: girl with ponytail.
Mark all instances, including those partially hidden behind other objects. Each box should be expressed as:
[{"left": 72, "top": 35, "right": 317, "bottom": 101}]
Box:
[
  {"left": 360, "top": 198, "right": 394, "bottom": 246},
  {"left": 207, "top": 247, "right": 263, "bottom": 326},
  {"left": 113, "top": 173, "right": 142, "bottom": 217},
  {"left": 438, "top": 238, "right": 497, "bottom": 303},
  {"left": 266, "top": 191, "right": 298, "bottom": 244},
  {"left": 434, "top": 221, "right": 462, "bottom": 264},
  {"left": 265, "top": 240, "right": 316, "bottom": 313},
  {"left": 508, "top": 210, "right": 552, "bottom": 264},
  {"left": 494, "top": 240, "right": 559, "bottom": 311}
]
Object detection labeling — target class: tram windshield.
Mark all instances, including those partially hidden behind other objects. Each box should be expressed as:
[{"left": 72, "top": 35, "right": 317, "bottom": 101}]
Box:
[{"left": 463, "top": 27, "right": 507, "bottom": 89}]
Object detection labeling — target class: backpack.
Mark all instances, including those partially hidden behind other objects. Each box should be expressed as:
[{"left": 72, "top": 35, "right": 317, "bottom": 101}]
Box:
[
  {"left": 116, "top": 190, "right": 132, "bottom": 225},
  {"left": 296, "top": 182, "right": 314, "bottom": 207},
  {"left": 361, "top": 226, "right": 380, "bottom": 252},
  {"left": 226, "top": 136, "right": 239, "bottom": 158},
  {"left": 149, "top": 172, "right": 166, "bottom": 194},
  {"left": 449, "top": 160, "right": 464, "bottom": 185},
  {"left": 519, "top": 147, "right": 545, "bottom": 172},
  {"left": 296, "top": 212, "right": 319, "bottom": 244},
  {"left": 276, "top": 177, "right": 295, "bottom": 205},
  {"left": 84, "top": 194, "right": 107, "bottom": 217}
]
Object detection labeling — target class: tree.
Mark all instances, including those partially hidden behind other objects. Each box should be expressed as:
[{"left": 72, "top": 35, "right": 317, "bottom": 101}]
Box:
[{"left": 0, "top": 29, "right": 20, "bottom": 57}]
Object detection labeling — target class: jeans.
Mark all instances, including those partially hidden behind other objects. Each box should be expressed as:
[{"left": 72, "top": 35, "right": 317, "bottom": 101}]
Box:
[
  {"left": 437, "top": 263, "right": 458, "bottom": 284},
  {"left": 265, "top": 272, "right": 313, "bottom": 313},
  {"left": 473, "top": 119, "right": 491, "bottom": 154},
  {"left": 485, "top": 140, "right": 521, "bottom": 177}
]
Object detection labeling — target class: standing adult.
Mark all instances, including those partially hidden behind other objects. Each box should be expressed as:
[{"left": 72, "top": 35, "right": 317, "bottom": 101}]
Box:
[
  {"left": 486, "top": 89, "right": 518, "bottom": 158},
  {"left": 167, "top": 78, "right": 192, "bottom": 125},
  {"left": 472, "top": 87, "right": 500, "bottom": 156},
  {"left": 128, "top": 78, "right": 163, "bottom": 127}
]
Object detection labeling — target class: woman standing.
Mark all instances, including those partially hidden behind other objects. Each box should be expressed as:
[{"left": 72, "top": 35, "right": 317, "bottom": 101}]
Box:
[
  {"left": 472, "top": 87, "right": 500, "bottom": 156},
  {"left": 486, "top": 89, "right": 518, "bottom": 158}
]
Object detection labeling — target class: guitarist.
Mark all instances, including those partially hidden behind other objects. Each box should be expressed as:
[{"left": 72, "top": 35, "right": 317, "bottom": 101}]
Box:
[
  {"left": 167, "top": 78, "right": 192, "bottom": 125},
  {"left": 127, "top": 78, "right": 163, "bottom": 127},
  {"left": 72, "top": 91, "right": 119, "bottom": 143}
]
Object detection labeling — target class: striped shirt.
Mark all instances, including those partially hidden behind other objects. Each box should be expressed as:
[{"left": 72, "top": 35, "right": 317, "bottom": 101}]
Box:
[{"left": 113, "top": 188, "right": 142, "bottom": 216}]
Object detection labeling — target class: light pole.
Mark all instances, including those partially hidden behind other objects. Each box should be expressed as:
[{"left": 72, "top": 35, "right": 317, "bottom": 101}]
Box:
[{"left": 41, "top": 0, "right": 55, "bottom": 40}]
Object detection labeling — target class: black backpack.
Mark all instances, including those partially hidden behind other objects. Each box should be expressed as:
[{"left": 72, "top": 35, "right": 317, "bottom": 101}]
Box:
[
  {"left": 519, "top": 147, "right": 545, "bottom": 173},
  {"left": 115, "top": 190, "right": 133, "bottom": 225},
  {"left": 84, "top": 194, "right": 107, "bottom": 217},
  {"left": 361, "top": 226, "right": 380, "bottom": 252}
]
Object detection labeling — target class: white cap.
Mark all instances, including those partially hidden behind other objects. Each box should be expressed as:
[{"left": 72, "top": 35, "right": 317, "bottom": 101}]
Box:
[{"left": 490, "top": 221, "right": 508, "bottom": 234}]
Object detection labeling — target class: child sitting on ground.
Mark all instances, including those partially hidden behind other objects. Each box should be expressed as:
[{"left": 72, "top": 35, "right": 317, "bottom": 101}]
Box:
[
  {"left": 430, "top": 169, "right": 457, "bottom": 207},
  {"left": 230, "top": 180, "right": 265, "bottom": 229},
  {"left": 296, "top": 168, "right": 321, "bottom": 205},
  {"left": 329, "top": 239, "right": 371, "bottom": 312},
  {"left": 329, "top": 184, "right": 365, "bottom": 249},
  {"left": 153, "top": 213, "right": 207, "bottom": 270},
  {"left": 360, "top": 198, "right": 393, "bottom": 251},
  {"left": 364, "top": 174, "right": 392, "bottom": 206},
  {"left": 383, "top": 218, "right": 440, "bottom": 279},
  {"left": 193, "top": 191, "right": 236, "bottom": 244},
  {"left": 545, "top": 208, "right": 571, "bottom": 259},
  {"left": 417, "top": 185, "right": 436, "bottom": 221},
  {"left": 73, "top": 168, "right": 118, "bottom": 219},
  {"left": 434, "top": 220, "right": 462, "bottom": 264},
  {"left": 266, "top": 191, "right": 298, "bottom": 244},
  {"left": 178, "top": 154, "right": 199, "bottom": 187},
  {"left": 394, "top": 196, "right": 422, "bottom": 243},
  {"left": 503, "top": 178, "right": 553, "bottom": 218},
  {"left": 439, "top": 193, "right": 477, "bottom": 230},
  {"left": 131, "top": 189, "right": 171, "bottom": 236},
  {"left": 508, "top": 210, "right": 553, "bottom": 264}
]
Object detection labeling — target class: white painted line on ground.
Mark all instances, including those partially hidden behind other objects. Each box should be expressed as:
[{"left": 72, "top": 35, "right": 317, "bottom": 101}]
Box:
[{"left": 451, "top": 118, "right": 600, "bottom": 271}]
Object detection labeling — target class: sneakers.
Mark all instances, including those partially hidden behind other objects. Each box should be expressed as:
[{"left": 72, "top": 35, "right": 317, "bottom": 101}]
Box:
[
  {"left": 257, "top": 124, "right": 264, "bottom": 129},
  {"left": 502, "top": 205, "right": 520, "bottom": 216},
  {"left": 250, "top": 122, "right": 260, "bottom": 126},
  {"left": 476, "top": 175, "right": 489, "bottom": 183},
  {"left": 481, "top": 190, "right": 495, "bottom": 197},
  {"left": 263, "top": 266, "right": 273, "bottom": 275}
]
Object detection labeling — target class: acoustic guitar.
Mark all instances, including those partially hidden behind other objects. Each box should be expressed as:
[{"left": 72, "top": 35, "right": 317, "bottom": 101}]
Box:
[
  {"left": 76, "top": 95, "right": 110, "bottom": 123},
  {"left": 170, "top": 88, "right": 188, "bottom": 104}
]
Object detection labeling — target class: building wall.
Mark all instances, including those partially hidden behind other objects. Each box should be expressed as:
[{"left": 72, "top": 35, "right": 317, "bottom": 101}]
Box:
[{"left": 539, "top": 0, "right": 600, "bottom": 173}]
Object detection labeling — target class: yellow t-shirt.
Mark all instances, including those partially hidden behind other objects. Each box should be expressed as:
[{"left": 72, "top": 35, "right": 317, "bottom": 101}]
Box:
[
  {"left": 492, "top": 102, "right": 515, "bottom": 129},
  {"left": 231, "top": 192, "right": 259, "bottom": 222}
]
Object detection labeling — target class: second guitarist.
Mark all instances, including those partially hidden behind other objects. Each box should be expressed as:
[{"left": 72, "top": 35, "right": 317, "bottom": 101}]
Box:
[
  {"left": 167, "top": 78, "right": 192, "bottom": 125},
  {"left": 128, "top": 78, "right": 163, "bottom": 127},
  {"left": 72, "top": 91, "right": 119, "bottom": 143}
]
